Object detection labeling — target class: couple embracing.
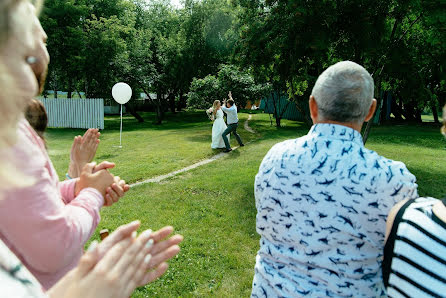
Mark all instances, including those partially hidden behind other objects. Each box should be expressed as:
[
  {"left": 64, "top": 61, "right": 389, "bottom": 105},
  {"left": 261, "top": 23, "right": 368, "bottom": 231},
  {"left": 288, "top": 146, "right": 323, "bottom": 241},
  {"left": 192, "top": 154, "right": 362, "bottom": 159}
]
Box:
[{"left": 207, "top": 91, "right": 244, "bottom": 152}]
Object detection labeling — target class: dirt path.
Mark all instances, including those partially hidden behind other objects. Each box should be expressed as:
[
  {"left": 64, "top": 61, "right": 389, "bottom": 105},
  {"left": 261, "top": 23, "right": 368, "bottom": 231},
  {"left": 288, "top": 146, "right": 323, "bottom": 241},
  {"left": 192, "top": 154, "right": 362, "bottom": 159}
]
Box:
[{"left": 130, "top": 114, "right": 256, "bottom": 187}]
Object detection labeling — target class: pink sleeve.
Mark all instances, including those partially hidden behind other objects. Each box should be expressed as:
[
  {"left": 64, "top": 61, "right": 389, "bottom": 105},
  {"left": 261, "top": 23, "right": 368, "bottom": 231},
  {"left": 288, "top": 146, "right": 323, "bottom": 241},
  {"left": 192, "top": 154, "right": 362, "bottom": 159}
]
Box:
[
  {"left": 0, "top": 168, "right": 104, "bottom": 274},
  {"left": 59, "top": 179, "right": 77, "bottom": 204}
]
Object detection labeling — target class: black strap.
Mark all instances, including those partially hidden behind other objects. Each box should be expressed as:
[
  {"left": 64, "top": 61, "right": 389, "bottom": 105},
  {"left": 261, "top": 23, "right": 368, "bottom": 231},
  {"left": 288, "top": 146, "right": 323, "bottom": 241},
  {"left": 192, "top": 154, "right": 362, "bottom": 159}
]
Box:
[{"left": 382, "top": 199, "right": 414, "bottom": 288}]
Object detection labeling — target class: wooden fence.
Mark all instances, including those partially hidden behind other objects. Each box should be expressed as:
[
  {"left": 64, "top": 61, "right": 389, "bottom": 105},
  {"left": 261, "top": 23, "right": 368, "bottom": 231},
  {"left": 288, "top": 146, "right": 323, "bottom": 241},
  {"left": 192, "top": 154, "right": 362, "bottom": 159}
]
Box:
[{"left": 39, "top": 98, "right": 104, "bottom": 129}]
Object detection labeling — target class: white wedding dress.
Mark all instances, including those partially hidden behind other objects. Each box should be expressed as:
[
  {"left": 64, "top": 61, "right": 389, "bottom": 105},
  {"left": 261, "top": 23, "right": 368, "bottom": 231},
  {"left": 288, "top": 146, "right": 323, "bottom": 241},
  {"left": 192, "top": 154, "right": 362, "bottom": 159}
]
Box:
[{"left": 211, "top": 109, "right": 229, "bottom": 149}]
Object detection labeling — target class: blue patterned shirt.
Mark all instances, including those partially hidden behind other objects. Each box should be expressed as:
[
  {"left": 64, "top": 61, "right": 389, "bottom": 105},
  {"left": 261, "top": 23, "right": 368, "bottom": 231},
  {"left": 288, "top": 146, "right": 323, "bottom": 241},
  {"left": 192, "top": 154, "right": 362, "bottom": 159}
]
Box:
[{"left": 252, "top": 124, "right": 418, "bottom": 297}]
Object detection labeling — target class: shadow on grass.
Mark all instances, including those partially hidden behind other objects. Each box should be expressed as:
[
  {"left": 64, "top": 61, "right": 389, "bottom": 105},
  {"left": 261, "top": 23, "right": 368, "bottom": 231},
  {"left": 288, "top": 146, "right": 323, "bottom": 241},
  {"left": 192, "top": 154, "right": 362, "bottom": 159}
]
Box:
[
  {"left": 405, "top": 164, "right": 445, "bottom": 199},
  {"left": 104, "top": 111, "right": 211, "bottom": 132}
]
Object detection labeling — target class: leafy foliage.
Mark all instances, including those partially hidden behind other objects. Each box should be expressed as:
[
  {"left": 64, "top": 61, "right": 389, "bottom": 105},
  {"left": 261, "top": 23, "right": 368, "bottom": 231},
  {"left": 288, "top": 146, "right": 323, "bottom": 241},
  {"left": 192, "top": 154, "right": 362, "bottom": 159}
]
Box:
[{"left": 187, "top": 64, "right": 265, "bottom": 109}]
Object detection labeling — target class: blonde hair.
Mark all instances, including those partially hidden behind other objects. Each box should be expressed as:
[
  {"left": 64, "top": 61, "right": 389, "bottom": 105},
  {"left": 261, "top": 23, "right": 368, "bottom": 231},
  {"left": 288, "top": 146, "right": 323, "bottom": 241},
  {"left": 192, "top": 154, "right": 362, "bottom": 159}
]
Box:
[
  {"left": 212, "top": 100, "right": 221, "bottom": 119},
  {"left": 0, "top": 0, "right": 42, "bottom": 190}
]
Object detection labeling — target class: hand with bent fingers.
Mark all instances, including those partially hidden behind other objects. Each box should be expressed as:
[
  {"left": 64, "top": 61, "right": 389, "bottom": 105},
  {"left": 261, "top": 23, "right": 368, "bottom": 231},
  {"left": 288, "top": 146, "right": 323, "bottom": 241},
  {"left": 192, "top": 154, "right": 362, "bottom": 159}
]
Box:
[
  {"left": 91, "top": 162, "right": 130, "bottom": 206},
  {"left": 68, "top": 129, "right": 100, "bottom": 178},
  {"left": 103, "top": 175, "right": 130, "bottom": 206},
  {"left": 47, "top": 221, "right": 183, "bottom": 298},
  {"left": 75, "top": 162, "right": 114, "bottom": 197}
]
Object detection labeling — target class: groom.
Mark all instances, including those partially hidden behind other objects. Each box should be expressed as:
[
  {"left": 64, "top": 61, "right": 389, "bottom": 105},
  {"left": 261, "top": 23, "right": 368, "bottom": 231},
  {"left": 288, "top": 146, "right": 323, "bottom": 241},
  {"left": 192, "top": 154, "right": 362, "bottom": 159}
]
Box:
[{"left": 221, "top": 91, "right": 244, "bottom": 152}]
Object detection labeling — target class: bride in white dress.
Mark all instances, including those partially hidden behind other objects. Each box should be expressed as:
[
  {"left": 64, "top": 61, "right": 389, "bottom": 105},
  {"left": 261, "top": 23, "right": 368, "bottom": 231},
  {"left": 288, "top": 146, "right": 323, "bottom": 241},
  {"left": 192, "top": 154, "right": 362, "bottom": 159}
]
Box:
[{"left": 207, "top": 100, "right": 229, "bottom": 149}]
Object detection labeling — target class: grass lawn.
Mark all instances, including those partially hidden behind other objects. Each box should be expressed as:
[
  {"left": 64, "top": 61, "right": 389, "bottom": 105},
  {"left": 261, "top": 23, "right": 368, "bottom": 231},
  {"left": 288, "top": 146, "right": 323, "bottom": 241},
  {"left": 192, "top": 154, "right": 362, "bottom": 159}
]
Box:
[
  {"left": 46, "top": 112, "right": 445, "bottom": 297},
  {"left": 46, "top": 111, "right": 257, "bottom": 184}
]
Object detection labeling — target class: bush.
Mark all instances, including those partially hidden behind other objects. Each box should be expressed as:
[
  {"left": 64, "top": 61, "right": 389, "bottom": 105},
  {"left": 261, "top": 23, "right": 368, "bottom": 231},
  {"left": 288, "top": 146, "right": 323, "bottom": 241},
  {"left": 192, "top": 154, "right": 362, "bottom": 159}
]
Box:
[
  {"left": 187, "top": 64, "right": 266, "bottom": 109},
  {"left": 187, "top": 75, "right": 222, "bottom": 109}
]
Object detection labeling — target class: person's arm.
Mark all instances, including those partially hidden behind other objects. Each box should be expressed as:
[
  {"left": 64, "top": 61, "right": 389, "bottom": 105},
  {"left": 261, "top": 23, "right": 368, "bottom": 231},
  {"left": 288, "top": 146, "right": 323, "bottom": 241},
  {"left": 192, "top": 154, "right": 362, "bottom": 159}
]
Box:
[
  {"left": 385, "top": 199, "right": 409, "bottom": 242},
  {"left": 59, "top": 179, "right": 77, "bottom": 204},
  {"left": 0, "top": 167, "right": 107, "bottom": 274},
  {"left": 221, "top": 105, "right": 235, "bottom": 113},
  {"left": 62, "top": 163, "right": 130, "bottom": 206}
]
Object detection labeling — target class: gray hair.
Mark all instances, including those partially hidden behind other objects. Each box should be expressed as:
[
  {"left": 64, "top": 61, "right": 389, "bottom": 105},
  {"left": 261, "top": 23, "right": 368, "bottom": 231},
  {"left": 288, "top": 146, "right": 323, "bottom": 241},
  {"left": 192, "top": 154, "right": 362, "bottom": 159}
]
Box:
[{"left": 311, "top": 61, "right": 374, "bottom": 124}]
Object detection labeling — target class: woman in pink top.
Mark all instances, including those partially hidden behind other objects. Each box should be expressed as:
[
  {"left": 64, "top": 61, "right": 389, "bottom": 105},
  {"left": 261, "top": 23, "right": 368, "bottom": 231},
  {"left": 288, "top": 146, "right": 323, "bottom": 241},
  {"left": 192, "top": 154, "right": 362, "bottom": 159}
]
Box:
[{"left": 0, "top": 5, "right": 130, "bottom": 289}]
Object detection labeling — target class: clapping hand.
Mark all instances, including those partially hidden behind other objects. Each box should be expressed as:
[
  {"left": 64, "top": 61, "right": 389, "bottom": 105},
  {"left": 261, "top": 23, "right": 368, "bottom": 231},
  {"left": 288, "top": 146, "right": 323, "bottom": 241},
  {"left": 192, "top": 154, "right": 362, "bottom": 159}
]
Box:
[
  {"left": 74, "top": 161, "right": 130, "bottom": 206},
  {"left": 69, "top": 129, "right": 100, "bottom": 178},
  {"left": 96, "top": 222, "right": 183, "bottom": 286},
  {"left": 75, "top": 162, "right": 115, "bottom": 198},
  {"left": 47, "top": 221, "right": 183, "bottom": 298}
]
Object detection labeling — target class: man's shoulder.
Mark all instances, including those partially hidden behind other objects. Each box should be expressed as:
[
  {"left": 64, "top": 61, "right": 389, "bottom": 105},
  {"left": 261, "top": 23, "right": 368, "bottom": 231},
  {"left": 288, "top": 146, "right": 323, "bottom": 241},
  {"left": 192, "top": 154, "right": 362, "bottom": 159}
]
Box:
[
  {"left": 263, "top": 136, "right": 309, "bottom": 161},
  {"left": 365, "top": 148, "right": 416, "bottom": 182}
]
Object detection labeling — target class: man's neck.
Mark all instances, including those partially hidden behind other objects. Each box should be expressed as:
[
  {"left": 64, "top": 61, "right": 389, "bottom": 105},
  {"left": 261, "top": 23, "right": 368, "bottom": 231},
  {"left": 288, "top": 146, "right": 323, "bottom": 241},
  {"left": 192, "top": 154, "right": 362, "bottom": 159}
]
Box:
[{"left": 314, "top": 120, "right": 363, "bottom": 133}]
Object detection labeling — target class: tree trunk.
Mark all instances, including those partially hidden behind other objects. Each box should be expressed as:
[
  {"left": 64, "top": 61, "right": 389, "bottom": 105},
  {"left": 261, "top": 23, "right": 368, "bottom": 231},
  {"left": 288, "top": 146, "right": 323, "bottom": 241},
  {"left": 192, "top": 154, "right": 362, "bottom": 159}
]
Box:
[
  {"left": 124, "top": 103, "right": 144, "bottom": 123},
  {"left": 155, "top": 91, "right": 164, "bottom": 124},
  {"left": 177, "top": 93, "right": 184, "bottom": 111},
  {"left": 54, "top": 89, "right": 58, "bottom": 99},
  {"left": 415, "top": 109, "right": 422, "bottom": 123},
  {"left": 431, "top": 101, "right": 439, "bottom": 123},
  {"left": 271, "top": 92, "right": 280, "bottom": 127},
  {"left": 363, "top": 79, "right": 382, "bottom": 144},
  {"left": 67, "top": 77, "right": 72, "bottom": 99},
  {"left": 293, "top": 97, "right": 312, "bottom": 126},
  {"left": 169, "top": 93, "right": 176, "bottom": 113},
  {"left": 76, "top": 90, "right": 83, "bottom": 99},
  {"left": 391, "top": 97, "right": 403, "bottom": 121},
  {"left": 263, "top": 96, "right": 273, "bottom": 126},
  {"left": 380, "top": 91, "right": 389, "bottom": 123},
  {"left": 275, "top": 115, "right": 281, "bottom": 127},
  {"left": 155, "top": 102, "right": 163, "bottom": 124}
]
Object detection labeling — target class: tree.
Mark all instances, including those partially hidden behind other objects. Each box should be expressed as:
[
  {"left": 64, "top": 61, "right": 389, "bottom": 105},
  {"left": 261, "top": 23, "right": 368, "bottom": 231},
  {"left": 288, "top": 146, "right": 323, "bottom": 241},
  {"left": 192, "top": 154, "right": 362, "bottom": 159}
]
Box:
[
  {"left": 187, "top": 64, "right": 265, "bottom": 110},
  {"left": 40, "top": 0, "right": 88, "bottom": 98},
  {"left": 187, "top": 75, "right": 221, "bottom": 109}
]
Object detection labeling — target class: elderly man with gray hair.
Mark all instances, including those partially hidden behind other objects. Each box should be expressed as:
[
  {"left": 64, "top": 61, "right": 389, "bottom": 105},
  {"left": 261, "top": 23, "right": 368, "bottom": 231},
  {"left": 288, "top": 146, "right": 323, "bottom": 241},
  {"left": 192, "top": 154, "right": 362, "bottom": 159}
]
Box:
[{"left": 251, "top": 61, "right": 418, "bottom": 297}]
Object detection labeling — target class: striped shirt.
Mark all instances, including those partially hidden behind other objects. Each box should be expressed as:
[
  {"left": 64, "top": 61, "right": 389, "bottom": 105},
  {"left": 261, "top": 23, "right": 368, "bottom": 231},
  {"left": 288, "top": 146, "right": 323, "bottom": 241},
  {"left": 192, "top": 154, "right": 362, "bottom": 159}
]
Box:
[{"left": 383, "top": 197, "right": 446, "bottom": 298}]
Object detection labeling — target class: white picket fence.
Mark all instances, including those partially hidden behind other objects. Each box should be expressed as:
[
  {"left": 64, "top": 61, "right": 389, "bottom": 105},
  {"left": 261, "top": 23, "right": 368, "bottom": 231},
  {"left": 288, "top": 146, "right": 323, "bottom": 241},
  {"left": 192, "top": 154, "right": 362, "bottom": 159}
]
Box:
[{"left": 39, "top": 98, "right": 104, "bottom": 129}]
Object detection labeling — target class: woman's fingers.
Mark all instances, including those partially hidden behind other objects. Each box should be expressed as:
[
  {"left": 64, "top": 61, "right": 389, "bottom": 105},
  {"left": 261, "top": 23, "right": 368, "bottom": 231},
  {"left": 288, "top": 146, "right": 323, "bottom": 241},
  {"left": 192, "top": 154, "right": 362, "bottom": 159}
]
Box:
[
  {"left": 104, "top": 193, "right": 114, "bottom": 206},
  {"left": 149, "top": 234, "right": 183, "bottom": 256},
  {"left": 96, "top": 221, "right": 140, "bottom": 259},
  {"left": 112, "top": 229, "right": 153, "bottom": 283},
  {"left": 93, "top": 161, "right": 115, "bottom": 172},
  {"left": 138, "top": 262, "right": 169, "bottom": 286},
  {"left": 150, "top": 226, "right": 174, "bottom": 242},
  {"left": 76, "top": 240, "right": 99, "bottom": 277},
  {"left": 147, "top": 244, "right": 180, "bottom": 269},
  {"left": 111, "top": 182, "right": 125, "bottom": 197},
  {"left": 93, "top": 237, "right": 132, "bottom": 276}
]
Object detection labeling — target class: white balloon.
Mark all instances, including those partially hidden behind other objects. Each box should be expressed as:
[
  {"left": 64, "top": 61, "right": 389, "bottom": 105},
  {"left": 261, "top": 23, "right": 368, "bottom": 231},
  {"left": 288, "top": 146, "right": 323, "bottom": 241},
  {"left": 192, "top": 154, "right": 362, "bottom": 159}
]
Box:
[{"left": 112, "top": 82, "right": 132, "bottom": 104}]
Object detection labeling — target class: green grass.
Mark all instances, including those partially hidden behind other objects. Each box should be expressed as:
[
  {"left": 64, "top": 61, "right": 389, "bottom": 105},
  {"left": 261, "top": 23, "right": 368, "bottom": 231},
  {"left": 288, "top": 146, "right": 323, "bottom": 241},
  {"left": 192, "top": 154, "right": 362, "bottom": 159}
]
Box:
[
  {"left": 421, "top": 114, "right": 435, "bottom": 122},
  {"left": 45, "top": 112, "right": 445, "bottom": 297},
  {"left": 46, "top": 111, "right": 257, "bottom": 183}
]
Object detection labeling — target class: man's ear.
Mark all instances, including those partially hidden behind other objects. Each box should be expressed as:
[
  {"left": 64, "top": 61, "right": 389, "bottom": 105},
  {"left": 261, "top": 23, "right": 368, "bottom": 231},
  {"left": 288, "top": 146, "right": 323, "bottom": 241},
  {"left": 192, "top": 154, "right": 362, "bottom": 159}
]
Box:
[
  {"left": 309, "top": 96, "right": 318, "bottom": 124},
  {"left": 364, "top": 99, "right": 377, "bottom": 122}
]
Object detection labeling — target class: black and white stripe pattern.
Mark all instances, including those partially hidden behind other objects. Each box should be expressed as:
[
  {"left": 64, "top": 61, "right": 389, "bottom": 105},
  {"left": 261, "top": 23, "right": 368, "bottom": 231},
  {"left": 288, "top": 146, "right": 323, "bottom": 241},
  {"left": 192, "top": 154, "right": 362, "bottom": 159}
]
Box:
[{"left": 383, "top": 197, "right": 446, "bottom": 298}]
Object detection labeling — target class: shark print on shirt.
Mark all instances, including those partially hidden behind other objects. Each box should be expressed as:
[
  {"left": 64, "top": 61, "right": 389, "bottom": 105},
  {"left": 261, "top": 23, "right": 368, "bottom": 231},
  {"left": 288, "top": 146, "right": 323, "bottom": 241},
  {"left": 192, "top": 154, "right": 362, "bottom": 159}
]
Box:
[{"left": 251, "top": 123, "right": 418, "bottom": 298}]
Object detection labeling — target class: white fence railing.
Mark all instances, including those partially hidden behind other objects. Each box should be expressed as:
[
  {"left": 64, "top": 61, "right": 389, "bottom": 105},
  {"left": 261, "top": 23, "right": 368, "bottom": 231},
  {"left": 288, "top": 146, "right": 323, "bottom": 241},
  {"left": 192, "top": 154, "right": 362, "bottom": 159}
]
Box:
[{"left": 39, "top": 98, "right": 104, "bottom": 129}]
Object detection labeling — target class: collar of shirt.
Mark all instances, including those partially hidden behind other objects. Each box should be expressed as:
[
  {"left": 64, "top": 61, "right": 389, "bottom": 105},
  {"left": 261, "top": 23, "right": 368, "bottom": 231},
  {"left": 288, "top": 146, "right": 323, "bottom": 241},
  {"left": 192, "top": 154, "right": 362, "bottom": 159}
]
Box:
[{"left": 308, "top": 123, "right": 364, "bottom": 146}]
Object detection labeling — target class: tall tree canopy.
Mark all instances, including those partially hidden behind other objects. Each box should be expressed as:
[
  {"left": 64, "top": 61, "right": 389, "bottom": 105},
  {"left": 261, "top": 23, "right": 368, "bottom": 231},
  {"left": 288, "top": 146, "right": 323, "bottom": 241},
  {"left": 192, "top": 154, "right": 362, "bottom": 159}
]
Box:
[{"left": 40, "top": 0, "right": 445, "bottom": 126}]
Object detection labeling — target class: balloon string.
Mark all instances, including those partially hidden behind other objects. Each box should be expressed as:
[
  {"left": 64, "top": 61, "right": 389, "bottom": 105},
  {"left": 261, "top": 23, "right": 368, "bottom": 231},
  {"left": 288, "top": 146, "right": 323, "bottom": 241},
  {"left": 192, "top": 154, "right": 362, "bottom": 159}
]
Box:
[{"left": 120, "top": 104, "right": 123, "bottom": 147}]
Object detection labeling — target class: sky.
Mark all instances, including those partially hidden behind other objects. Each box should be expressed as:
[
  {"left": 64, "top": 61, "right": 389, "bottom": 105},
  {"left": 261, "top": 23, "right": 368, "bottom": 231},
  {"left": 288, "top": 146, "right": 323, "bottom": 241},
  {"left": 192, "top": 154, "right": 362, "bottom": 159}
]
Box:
[{"left": 170, "top": 0, "right": 182, "bottom": 8}]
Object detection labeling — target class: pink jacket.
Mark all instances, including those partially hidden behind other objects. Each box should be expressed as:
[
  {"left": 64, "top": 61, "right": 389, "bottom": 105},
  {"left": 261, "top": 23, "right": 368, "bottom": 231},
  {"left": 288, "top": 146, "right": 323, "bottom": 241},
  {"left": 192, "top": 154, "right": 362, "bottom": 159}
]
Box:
[{"left": 0, "top": 119, "right": 104, "bottom": 289}]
